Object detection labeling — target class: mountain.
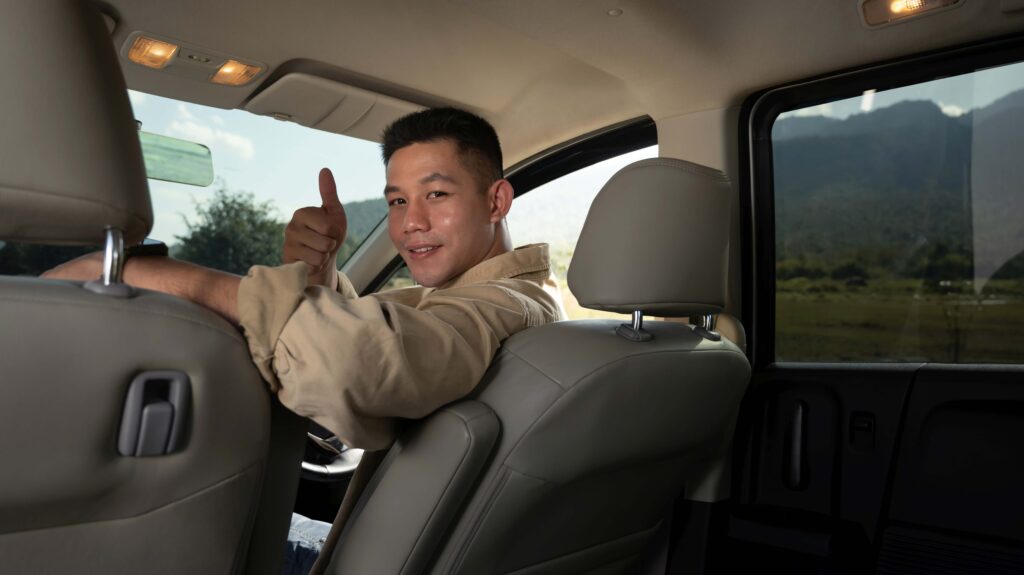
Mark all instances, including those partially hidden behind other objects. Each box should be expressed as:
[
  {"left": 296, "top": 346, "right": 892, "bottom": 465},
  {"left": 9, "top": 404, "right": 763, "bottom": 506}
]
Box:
[
  {"left": 772, "top": 115, "right": 842, "bottom": 141},
  {"left": 772, "top": 88, "right": 1024, "bottom": 280},
  {"left": 344, "top": 197, "right": 388, "bottom": 244}
]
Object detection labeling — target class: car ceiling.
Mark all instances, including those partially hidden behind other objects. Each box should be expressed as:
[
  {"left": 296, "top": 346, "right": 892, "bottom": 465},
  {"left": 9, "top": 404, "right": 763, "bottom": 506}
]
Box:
[{"left": 103, "top": 0, "right": 1024, "bottom": 166}]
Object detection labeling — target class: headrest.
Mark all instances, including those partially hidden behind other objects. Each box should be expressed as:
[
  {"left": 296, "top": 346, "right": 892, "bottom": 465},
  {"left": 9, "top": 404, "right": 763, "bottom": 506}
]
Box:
[
  {"left": 0, "top": 1, "right": 152, "bottom": 246},
  {"left": 567, "top": 158, "right": 731, "bottom": 317}
]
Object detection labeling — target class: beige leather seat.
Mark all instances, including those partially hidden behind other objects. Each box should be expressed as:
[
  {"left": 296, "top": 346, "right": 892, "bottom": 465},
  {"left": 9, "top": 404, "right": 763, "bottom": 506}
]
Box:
[
  {"left": 0, "top": 2, "right": 305, "bottom": 572},
  {"left": 323, "top": 158, "right": 751, "bottom": 574}
]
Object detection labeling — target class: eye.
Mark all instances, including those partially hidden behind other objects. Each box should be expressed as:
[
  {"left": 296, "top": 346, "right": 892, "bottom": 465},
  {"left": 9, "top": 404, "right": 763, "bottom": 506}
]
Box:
[
  {"left": 427, "top": 190, "right": 448, "bottom": 199},
  {"left": 387, "top": 197, "right": 406, "bottom": 207}
]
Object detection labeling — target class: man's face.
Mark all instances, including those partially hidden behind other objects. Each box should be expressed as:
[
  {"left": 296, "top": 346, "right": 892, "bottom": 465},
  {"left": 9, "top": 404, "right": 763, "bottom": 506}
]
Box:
[{"left": 385, "top": 139, "right": 499, "bottom": 287}]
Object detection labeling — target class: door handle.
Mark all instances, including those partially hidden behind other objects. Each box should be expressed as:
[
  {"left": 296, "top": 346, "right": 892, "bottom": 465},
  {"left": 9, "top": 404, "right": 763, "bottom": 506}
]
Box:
[
  {"left": 784, "top": 400, "right": 807, "bottom": 489},
  {"left": 118, "top": 371, "right": 191, "bottom": 457}
]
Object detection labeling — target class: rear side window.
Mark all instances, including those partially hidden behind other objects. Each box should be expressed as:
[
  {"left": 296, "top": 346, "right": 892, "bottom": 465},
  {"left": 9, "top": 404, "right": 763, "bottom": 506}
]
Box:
[{"left": 771, "top": 59, "right": 1024, "bottom": 363}]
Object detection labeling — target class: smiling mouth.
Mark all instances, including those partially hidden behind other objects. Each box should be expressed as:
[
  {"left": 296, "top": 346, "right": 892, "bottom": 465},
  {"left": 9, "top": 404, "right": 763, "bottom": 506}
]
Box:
[{"left": 406, "top": 245, "right": 441, "bottom": 258}]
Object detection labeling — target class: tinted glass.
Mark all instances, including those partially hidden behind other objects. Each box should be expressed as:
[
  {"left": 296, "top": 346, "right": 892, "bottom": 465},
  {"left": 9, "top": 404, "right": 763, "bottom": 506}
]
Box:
[{"left": 773, "top": 60, "right": 1024, "bottom": 362}]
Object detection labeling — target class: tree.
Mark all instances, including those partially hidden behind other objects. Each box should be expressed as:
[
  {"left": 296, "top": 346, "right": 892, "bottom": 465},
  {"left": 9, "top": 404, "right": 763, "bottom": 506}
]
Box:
[
  {"left": 173, "top": 186, "right": 285, "bottom": 275},
  {"left": 830, "top": 260, "right": 869, "bottom": 281}
]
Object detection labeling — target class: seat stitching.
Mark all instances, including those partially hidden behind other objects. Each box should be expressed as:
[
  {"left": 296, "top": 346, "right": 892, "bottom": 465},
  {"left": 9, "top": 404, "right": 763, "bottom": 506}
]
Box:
[
  {"left": 497, "top": 346, "right": 746, "bottom": 484},
  {"left": 0, "top": 292, "right": 245, "bottom": 342},
  {"left": 397, "top": 410, "right": 478, "bottom": 574},
  {"left": 448, "top": 466, "right": 513, "bottom": 573},
  {"left": 2, "top": 460, "right": 265, "bottom": 536}
]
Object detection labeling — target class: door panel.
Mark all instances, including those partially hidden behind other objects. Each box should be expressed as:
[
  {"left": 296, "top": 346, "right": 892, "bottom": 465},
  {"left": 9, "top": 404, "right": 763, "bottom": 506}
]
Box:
[
  {"left": 728, "top": 37, "right": 1024, "bottom": 574},
  {"left": 727, "top": 366, "right": 915, "bottom": 571},
  {"left": 886, "top": 366, "right": 1024, "bottom": 542}
]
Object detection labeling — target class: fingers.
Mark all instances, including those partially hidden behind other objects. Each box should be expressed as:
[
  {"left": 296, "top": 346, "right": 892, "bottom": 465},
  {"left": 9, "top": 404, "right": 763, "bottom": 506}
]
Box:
[
  {"left": 319, "top": 168, "right": 343, "bottom": 214},
  {"left": 318, "top": 168, "right": 348, "bottom": 244},
  {"left": 284, "top": 243, "right": 334, "bottom": 270},
  {"left": 284, "top": 210, "right": 342, "bottom": 275},
  {"left": 289, "top": 206, "right": 343, "bottom": 239},
  {"left": 281, "top": 169, "right": 348, "bottom": 284},
  {"left": 288, "top": 223, "right": 337, "bottom": 253}
]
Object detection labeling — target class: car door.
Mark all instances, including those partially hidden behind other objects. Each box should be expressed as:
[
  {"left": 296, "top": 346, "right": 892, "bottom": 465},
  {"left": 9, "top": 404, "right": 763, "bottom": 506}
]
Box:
[{"left": 724, "top": 36, "right": 1024, "bottom": 573}]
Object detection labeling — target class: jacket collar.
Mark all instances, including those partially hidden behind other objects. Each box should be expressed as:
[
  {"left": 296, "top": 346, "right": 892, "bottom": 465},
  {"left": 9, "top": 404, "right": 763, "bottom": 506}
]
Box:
[{"left": 438, "top": 243, "right": 551, "bottom": 290}]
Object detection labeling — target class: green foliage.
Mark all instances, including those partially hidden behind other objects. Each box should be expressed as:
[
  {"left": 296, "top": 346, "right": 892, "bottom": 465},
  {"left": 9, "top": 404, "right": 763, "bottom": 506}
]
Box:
[
  {"left": 830, "top": 260, "right": 868, "bottom": 280},
  {"left": 335, "top": 198, "right": 387, "bottom": 265},
  {"left": 173, "top": 186, "right": 284, "bottom": 275},
  {"left": 777, "top": 291, "right": 1024, "bottom": 363},
  {"left": 777, "top": 258, "right": 827, "bottom": 280}
]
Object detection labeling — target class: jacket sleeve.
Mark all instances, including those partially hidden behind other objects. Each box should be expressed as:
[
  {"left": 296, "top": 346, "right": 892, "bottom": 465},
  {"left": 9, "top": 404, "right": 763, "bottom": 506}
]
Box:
[{"left": 236, "top": 262, "right": 550, "bottom": 450}]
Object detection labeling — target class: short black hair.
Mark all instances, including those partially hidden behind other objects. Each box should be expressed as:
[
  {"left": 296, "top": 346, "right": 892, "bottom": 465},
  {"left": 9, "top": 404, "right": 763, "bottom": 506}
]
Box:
[{"left": 382, "top": 107, "right": 503, "bottom": 191}]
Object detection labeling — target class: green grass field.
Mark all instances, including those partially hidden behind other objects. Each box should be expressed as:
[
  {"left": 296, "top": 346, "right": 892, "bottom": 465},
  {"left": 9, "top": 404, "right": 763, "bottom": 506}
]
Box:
[{"left": 776, "top": 279, "right": 1024, "bottom": 363}]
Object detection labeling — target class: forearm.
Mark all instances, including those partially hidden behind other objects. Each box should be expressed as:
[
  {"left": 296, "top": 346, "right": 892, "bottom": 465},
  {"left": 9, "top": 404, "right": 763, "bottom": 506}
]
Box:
[{"left": 125, "top": 257, "right": 242, "bottom": 324}]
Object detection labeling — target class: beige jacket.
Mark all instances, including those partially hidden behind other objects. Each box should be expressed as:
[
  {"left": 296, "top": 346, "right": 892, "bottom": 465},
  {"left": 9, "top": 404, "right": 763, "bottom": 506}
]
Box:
[{"left": 237, "top": 243, "right": 563, "bottom": 450}]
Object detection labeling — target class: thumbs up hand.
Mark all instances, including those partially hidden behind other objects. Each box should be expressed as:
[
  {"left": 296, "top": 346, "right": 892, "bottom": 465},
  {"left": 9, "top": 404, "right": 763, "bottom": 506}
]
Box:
[{"left": 283, "top": 168, "right": 348, "bottom": 290}]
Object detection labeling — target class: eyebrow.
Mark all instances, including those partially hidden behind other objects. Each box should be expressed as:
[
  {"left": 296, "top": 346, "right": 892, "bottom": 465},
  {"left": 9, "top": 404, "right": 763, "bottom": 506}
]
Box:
[
  {"left": 383, "top": 172, "right": 457, "bottom": 196},
  {"left": 420, "top": 172, "right": 456, "bottom": 185}
]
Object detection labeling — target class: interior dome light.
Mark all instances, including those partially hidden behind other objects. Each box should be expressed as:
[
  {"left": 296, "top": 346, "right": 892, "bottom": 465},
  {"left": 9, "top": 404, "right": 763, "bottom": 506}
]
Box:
[
  {"left": 861, "top": 0, "right": 963, "bottom": 27},
  {"left": 211, "top": 59, "right": 262, "bottom": 86},
  {"left": 128, "top": 36, "right": 178, "bottom": 69}
]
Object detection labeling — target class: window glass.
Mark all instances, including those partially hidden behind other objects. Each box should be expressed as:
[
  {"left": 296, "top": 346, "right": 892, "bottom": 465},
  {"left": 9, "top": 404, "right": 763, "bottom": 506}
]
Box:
[
  {"left": 0, "top": 90, "right": 387, "bottom": 276},
  {"left": 507, "top": 145, "right": 658, "bottom": 320},
  {"left": 772, "top": 60, "right": 1024, "bottom": 362}
]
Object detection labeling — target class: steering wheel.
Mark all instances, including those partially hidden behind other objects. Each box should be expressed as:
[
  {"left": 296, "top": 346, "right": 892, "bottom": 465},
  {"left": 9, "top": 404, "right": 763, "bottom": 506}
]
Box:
[{"left": 301, "top": 423, "right": 363, "bottom": 481}]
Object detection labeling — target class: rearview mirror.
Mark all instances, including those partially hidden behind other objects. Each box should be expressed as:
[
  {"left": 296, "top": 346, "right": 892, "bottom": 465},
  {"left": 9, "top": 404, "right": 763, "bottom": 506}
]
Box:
[{"left": 139, "top": 131, "right": 214, "bottom": 187}]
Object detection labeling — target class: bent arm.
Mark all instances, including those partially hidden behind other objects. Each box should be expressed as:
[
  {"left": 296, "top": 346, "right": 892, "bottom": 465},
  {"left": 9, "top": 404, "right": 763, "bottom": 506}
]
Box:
[
  {"left": 238, "top": 264, "right": 554, "bottom": 450},
  {"left": 43, "top": 252, "right": 243, "bottom": 323},
  {"left": 123, "top": 257, "right": 243, "bottom": 324}
]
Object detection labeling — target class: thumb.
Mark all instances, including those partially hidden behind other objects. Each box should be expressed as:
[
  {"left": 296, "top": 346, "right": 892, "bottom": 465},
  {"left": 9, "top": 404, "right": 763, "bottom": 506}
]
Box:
[{"left": 319, "top": 167, "right": 343, "bottom": 215}]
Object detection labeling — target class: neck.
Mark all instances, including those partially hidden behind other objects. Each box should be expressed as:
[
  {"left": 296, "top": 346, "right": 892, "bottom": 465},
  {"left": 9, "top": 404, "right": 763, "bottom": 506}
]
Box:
[{"left": 485, "top": 219, "right": 513, "bottom": 260}]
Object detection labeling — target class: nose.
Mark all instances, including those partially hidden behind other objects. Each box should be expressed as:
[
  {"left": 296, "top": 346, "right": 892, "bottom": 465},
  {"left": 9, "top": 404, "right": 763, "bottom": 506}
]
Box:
[{"left": 403, "top": 198, "right": 430, "bottom": 234}]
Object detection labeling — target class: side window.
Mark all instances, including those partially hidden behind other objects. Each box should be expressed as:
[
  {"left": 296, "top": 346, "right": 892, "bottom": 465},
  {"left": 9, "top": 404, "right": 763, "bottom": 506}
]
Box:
[
  {"left": 771, "top": 60, "right": 1024, "bottom": 362},
  {"left": 507, "top": 145, "right": 658, "bottom": 320}
]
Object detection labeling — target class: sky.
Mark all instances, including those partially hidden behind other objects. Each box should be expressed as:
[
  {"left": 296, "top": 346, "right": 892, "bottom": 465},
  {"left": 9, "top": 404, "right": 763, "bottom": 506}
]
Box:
[{"left": 777, "top": 60, "right": 1024, "bottom": 121}]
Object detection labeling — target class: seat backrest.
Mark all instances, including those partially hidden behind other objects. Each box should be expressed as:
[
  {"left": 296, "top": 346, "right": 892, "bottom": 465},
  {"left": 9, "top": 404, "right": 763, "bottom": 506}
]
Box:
[
  {"left": 326, "top": 158, "right": 751, "bottom": 574},
  {"left": 0, "top": 2, "right": 305, "bottom": 572}
]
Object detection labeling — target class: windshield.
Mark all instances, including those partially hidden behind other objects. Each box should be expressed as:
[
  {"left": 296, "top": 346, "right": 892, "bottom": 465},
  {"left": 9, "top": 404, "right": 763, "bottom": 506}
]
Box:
[{"left": 133, "top": 89, "right": 387, "bottom": 274}]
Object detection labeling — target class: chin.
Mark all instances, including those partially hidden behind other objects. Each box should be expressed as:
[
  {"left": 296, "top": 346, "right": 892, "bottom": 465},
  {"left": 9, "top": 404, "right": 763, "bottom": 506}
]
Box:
[
  {"left": 412, "top": 272, "right": 444, "bottom": 288},
  {"left": 407, "top": 266, "right": 437, "bottom": 288}
]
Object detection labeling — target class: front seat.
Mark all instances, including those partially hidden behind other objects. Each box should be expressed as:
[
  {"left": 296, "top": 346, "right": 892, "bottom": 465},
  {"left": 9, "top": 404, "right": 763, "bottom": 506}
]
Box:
[
  {"left": 0, "top": 1, "right": 305, "bottom": 573},
  {"left": 323, "top": 157, "right": 752, "bottom": 574}
]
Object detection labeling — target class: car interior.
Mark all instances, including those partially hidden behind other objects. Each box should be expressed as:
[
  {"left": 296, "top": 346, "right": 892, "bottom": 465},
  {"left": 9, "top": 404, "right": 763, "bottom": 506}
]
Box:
[{"left": 2, "top": 0, "right": 1024, "bottom": 573}]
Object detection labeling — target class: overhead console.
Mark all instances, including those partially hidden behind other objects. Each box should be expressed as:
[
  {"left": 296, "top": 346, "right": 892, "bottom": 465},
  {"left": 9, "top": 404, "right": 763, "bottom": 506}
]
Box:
[{"left": 245, "top": 73, "right": 423, "bottom": 142}]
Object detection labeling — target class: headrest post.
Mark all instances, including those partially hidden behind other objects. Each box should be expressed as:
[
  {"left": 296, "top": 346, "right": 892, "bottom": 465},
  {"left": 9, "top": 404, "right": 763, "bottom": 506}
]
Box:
[
  {"left": 693, "top": 313, "right": 722, "bottom": 342},
  {"left": 631, "top": 310, "right": 644, "bottom": 332},
  {"left": 616, "top": 310, "right": 653, "bottom": 342},
  {"left": 101, "top": 227, "right": 125, "bottom": 286},
  {"left": 697, "top": 314, "right": 715, "bottom": 331}
]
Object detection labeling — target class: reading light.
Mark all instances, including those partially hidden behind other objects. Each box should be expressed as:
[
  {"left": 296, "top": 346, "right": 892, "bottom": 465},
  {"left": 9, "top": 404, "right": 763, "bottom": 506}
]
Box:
[
  {"left": 890, "top": 0, "right": 926, "bottom": 12},
  {"left": 211, "top": 59, "right": 262, "bottom": 86},
  {"left": 128, "top": 36, "right": 178, "bottom": 69},
  {"left": 861, "top": 0, "right": 963, "bottom": 26}
]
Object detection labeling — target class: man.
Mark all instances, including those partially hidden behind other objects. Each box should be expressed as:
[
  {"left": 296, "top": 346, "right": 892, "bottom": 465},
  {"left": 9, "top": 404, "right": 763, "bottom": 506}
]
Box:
[
  {"left": 46, "top": 106, "right": 561, "bottom": 447},
  {"left": 46, "top": 107, "right": 563, "bottom": 571}
]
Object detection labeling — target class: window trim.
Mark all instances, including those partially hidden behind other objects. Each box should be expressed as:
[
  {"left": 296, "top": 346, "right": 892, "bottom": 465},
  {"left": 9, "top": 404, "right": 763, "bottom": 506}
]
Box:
[
  {"left": 741, "top": 33, "right": 1024, "bottom": 369},
  {"left": 362, "top": 116, "right": 657, "bottom": 294}
]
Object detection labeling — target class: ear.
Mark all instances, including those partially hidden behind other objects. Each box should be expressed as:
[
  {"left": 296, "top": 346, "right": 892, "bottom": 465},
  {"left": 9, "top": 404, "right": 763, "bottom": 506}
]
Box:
[{"left": 487, "top": 179, "right": 514, "bottom": 223}]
